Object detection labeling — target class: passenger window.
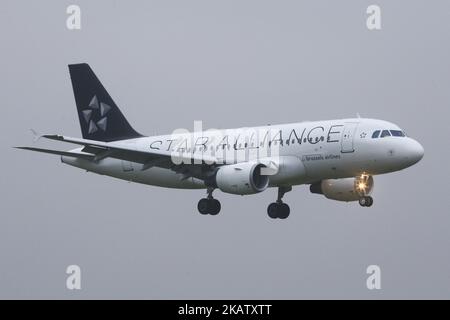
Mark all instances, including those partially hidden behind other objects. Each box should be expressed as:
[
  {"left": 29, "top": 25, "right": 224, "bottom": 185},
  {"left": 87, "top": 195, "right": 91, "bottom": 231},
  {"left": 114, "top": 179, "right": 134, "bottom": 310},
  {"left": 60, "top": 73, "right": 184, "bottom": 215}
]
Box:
[
  {"left": 380, "top": 130, "right": 391, "bottom": 138},
  {"left": 372, "top": 130, "right": 380, "bottom": 138},
  {"left": 390, "top": 130, "right": 405, "bottom": 137}
]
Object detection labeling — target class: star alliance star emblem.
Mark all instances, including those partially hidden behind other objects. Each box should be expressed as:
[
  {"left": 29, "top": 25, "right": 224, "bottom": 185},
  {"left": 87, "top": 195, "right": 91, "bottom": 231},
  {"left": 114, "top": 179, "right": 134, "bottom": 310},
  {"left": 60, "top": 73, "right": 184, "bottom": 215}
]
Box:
[
  {"left": 82, "top": 95, "right": 112, "bottom": 134},
  {"left": 360, "top": 132, "right": 367, "bottom": 138}
]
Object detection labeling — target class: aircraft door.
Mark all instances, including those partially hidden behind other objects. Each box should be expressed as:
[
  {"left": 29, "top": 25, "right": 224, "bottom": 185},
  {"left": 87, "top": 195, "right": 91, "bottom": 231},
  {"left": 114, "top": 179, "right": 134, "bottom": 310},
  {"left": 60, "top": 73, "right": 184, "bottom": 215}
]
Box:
[{"left": 341, "top": 122, "right": 359, "bottom": 153}]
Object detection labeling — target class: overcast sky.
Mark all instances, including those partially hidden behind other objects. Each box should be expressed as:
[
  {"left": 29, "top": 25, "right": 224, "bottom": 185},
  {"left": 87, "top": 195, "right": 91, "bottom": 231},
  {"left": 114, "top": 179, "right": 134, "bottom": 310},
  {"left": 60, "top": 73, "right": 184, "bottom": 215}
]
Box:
[{"left": 1, "top": 0, "right": 449, "bottom": 299}]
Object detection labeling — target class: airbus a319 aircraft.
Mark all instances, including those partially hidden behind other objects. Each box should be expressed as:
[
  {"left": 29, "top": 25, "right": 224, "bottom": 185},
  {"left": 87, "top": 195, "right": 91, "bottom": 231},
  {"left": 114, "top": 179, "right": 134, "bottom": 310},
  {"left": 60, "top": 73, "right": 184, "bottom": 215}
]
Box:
[{"left": 17, "top": 64, "right": 424, "bottom": 219}]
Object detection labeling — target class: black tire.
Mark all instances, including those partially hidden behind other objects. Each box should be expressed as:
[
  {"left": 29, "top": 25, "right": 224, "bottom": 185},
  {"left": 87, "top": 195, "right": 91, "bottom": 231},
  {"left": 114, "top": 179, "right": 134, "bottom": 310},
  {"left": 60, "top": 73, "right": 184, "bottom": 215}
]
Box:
[
  {"left": 359, "top": 197, "right": 367, "bottom": 207},
  {"left": 197, "top": 198, "right": 210, "bottom": 215},
  {"left": 267, "top": 202, "right": 279, "bottom": 219},
  {"left": 278, "top": 203, "right": 290, "bottom": 219},
  {"left": 366, "top": 196, "right": 373, "bottom": 207},
  {"left": 209, "top": 199, "right": 221, "bottom": 215}
]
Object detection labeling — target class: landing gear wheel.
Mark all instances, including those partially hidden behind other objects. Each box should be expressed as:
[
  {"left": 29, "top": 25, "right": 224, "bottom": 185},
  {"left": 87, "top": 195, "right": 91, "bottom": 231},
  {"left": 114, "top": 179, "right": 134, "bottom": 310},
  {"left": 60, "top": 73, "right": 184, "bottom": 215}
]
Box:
[
  {"left": 198, "top": 198, "right": 210, "bottom": 215},
  {"left": 267, "top": 202, "right": 290, "bottom": 219},
  {"left": 365, "top": 196, "right": 373, "bottom": 207},
  {"left": 278, "top": 203, "right": 290, "bottom": 219},
  {"left": 209, "top": 199, "right": 221, "bottom": 215},
  {"left": 197, "top": 195, "right": 221, "bottom": 215},
  {"left": 359, "top": 196, "right": 373, "bottom": 207},
  {"left": 267, "top": 203, "right": 279, "bottom": 219},
  {"left": 359, "top": 197, "right": 366, "bottom": 207},
  {"left": 267, "top": 186, "right": 293, "bottom": 219}
]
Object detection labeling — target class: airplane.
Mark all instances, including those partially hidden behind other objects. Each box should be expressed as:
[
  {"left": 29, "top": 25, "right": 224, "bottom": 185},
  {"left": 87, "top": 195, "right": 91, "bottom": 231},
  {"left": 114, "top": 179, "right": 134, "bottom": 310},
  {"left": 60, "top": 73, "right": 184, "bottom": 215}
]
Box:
[{"left": 16, "top": 63, "right": 424, "bottom": 219}]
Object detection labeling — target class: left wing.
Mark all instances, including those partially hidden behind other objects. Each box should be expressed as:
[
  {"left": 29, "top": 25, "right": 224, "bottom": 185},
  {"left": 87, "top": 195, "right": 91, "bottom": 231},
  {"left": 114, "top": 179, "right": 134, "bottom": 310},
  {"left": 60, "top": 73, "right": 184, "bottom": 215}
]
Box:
[
  {"left": 17, "top": 134, "right": 219, "bottom": 180},
  {"left": 40, "top": 134, "right": 217, "bottom": 166},
  {"left": 14, "top": 146, "right": 95, "bottom": 160}
]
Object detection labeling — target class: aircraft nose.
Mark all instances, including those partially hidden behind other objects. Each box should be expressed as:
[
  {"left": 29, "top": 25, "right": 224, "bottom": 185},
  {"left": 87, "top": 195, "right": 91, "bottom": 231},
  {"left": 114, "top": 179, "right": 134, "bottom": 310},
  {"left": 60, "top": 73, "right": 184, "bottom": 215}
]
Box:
[{"left": 407, "top": 139, "right": 424, "bottom": 164}]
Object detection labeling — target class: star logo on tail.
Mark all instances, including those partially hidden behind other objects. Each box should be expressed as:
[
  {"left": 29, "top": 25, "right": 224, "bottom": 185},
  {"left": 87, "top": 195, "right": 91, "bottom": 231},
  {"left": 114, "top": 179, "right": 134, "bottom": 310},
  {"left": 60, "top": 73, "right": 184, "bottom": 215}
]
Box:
[{"left": 82, "top": 95, "right": 112, "bottom": 134}]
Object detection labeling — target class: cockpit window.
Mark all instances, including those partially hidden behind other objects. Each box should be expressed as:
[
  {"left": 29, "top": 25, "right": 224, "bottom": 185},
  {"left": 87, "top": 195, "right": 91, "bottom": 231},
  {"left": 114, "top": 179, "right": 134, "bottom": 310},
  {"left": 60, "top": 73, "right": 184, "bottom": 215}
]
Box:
[
  {"left": 380, "top": 130, "right": 391, "bottom": 138},
  {"left": 390, "top": 130, "right": 405, "bottom": 137},
  {"left": 372, "top": 130, "right": 380, "bottom": 138}
]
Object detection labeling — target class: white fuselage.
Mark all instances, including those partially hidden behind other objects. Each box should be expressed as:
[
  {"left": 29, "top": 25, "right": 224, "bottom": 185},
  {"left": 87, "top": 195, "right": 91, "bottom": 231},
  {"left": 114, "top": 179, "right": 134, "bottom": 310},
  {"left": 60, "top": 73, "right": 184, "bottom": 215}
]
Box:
[{"left": 61, "top": 118, "right": 424, "bottom": 189}]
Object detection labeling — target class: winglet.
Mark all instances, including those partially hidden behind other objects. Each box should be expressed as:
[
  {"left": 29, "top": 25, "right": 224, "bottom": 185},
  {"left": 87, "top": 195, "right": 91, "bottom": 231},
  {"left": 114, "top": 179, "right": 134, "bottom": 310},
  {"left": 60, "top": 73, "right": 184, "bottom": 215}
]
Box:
[{"left": 30, "top": 129, "right": 42, "bottom": 142}]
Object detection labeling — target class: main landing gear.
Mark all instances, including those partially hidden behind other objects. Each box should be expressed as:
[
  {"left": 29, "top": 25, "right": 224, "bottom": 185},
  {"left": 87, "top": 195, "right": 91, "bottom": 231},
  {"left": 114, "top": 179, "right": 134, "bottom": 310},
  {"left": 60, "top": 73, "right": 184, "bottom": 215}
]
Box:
[
  {"left": 267, "top": 186, "right": 292, "bottom": 220},
  {"left": 197, "top": 188, "right": 221, "bottom": 215},
  {"left": 359, "top": 196, "right": 373, "bottom": 207}
]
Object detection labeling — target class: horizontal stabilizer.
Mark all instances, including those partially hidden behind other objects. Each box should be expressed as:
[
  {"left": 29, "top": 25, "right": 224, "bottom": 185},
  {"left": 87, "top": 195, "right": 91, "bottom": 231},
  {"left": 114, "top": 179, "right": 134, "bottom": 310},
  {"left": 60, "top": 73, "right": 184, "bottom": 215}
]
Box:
[{"left": 14, "top": 147, "right": 94, "bottom": 160}]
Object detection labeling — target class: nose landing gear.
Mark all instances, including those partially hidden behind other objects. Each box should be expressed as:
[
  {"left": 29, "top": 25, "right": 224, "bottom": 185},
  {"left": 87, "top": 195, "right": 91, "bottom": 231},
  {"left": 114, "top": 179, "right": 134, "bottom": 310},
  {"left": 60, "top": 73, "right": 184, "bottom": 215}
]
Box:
[
  {"left": 359, "top": 196, "right": 373, "bottom": 207},
  {"left": 356, "top": 174, "right": 374, "bottom": 207},
  {"left": 267, "top": 186, "right": 292, "bottom": 219},
  {"left": 197, "top": 188, "right": 221, "bottom": 215}
]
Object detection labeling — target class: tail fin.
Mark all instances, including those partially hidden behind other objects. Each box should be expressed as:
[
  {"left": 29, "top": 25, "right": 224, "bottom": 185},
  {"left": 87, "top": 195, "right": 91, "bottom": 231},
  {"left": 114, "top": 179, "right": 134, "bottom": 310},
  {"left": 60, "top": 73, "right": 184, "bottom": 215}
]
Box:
[{"left": 68, "top": 63, "right": 143, "bottom": 142}]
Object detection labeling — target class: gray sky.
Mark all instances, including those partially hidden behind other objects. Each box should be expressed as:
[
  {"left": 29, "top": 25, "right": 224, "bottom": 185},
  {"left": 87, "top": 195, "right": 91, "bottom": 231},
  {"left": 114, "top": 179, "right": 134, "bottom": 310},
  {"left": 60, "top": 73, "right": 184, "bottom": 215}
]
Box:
[{"left": 1, "top": 0, "right": 449, "bottom": 299}]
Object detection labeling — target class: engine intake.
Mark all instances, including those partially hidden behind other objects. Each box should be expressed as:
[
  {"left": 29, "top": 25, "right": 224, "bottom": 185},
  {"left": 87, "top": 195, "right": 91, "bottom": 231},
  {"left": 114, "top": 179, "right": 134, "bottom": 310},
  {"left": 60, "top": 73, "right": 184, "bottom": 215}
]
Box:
[{"left": 214, "top": 162, "right": 269, "bottom": 195}]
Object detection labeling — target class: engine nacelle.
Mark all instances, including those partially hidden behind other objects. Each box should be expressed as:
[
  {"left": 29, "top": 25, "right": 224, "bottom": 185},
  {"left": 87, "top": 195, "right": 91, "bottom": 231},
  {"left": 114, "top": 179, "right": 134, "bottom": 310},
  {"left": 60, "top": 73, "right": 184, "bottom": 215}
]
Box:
[
  {"left": 215, "top": 162, "right": 269, "bottom": 195},
  {"left": 310, "top": 176, "right": 374, "bottom": 202}
]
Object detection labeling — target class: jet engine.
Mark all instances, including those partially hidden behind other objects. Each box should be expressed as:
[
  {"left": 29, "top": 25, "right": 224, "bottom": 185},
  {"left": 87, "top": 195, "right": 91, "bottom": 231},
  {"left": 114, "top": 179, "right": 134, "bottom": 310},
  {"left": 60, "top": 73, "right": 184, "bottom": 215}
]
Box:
[
  {"left": 309, "top": 175, "right": 374, "bottom": 202},
  {"left": 214, "top": 162, "right": 269, "bottom": 195}
]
